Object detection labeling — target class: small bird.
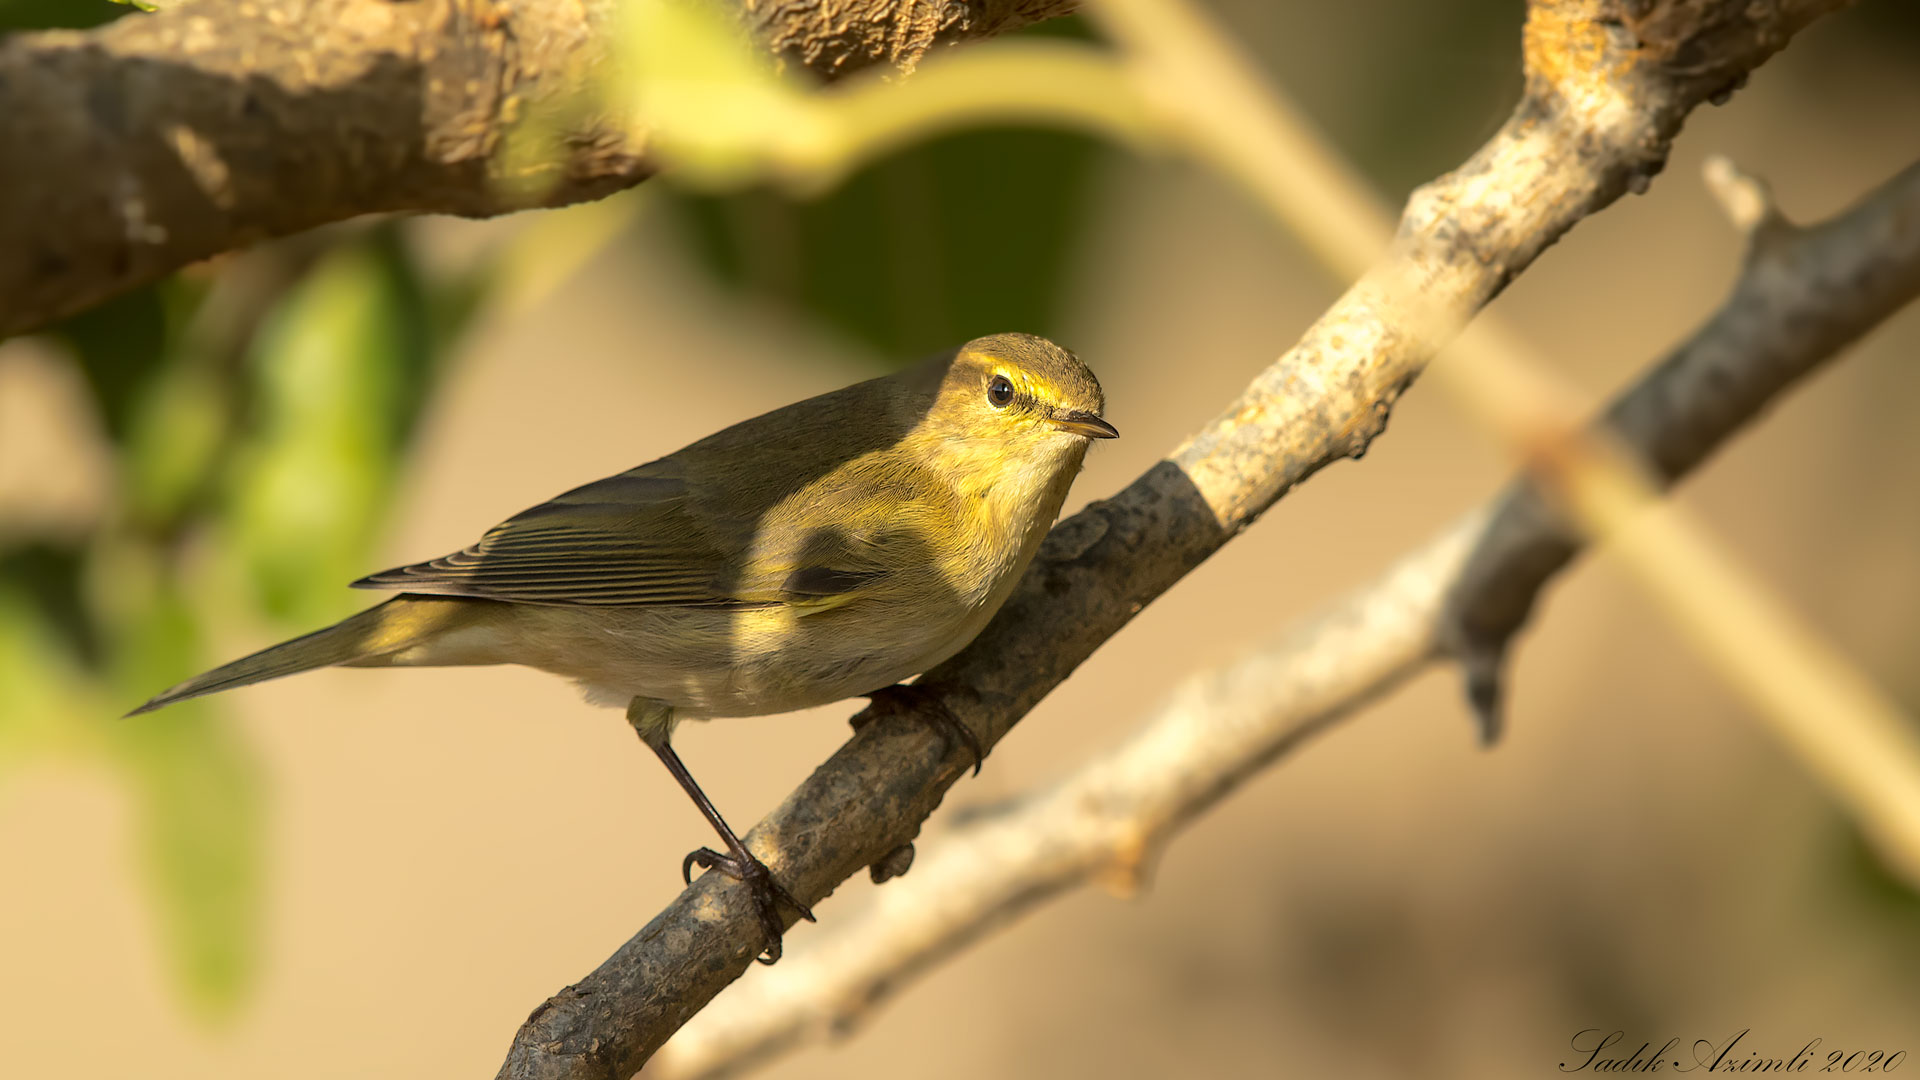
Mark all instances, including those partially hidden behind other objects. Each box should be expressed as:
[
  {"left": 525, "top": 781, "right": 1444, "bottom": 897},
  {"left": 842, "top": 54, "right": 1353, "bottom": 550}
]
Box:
[{"left": 131, "top": 332, "right": 1115, "bottom": 962}]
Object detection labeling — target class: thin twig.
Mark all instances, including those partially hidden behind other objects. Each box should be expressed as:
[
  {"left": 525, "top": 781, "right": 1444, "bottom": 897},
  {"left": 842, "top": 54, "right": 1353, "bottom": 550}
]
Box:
[{"left": 653, "top": 153, "right": 1920, "bottom": 1080}]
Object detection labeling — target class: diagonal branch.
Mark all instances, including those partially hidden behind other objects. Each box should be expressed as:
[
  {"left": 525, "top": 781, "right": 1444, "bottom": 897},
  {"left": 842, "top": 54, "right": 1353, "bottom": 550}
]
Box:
[
  {"left": 1443, "top": 155, "right": 1920, "bottom": 728},
  {"left": 0, "top": 0, "right": 1077, "bottom": 338},
  {"left": 496, "top": 3, "right": 1852, "bottom": 1078},
  {"left": 650, "top": 153, "right": 1920, "bottom": 1080}
]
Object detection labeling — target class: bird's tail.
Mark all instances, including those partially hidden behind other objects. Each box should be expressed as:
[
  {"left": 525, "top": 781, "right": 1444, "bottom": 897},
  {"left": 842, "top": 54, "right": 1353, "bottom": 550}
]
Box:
[{"left": 126, "top": 598, "right": 466, "bottom": 716}]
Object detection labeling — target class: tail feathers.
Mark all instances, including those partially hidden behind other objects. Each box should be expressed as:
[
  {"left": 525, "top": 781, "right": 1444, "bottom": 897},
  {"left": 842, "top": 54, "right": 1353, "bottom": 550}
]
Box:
[{"left": 126, "top": 599, "right": 445, "bottom": 716}]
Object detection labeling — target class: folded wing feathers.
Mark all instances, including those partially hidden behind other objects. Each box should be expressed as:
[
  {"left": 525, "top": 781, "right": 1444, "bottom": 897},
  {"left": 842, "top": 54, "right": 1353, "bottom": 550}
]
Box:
[{"left": 350, "top": 463, "right": 901, "bottom": 608}]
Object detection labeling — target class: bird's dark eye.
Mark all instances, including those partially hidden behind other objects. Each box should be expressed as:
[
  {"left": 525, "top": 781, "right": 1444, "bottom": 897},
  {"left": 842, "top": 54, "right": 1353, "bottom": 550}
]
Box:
[{"left": 987, "top": 374, "right": 1015, "bottom": 408}]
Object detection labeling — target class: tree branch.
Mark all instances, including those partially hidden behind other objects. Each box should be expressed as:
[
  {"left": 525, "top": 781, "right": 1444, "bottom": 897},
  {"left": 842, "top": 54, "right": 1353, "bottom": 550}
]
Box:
[
  {"left": 0, "top": 0, "right": 1075, "bottom": 338},
  {"left": 1442, "top": 153, "right": 1920, "bottom": 733},
  {"left": 745, "top": 0, "right": 1081, "bottom": 78},
  {"left": 650, "top": 152, "right": 1920, "bottom": 1080},
  {"left": 495, "top": 2, "right": 1852, "bottom": 1078}
]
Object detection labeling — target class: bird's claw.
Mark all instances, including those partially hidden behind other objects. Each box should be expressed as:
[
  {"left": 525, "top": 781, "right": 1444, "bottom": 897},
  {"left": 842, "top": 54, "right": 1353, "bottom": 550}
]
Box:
[
  {"left": 681, "top": 844, "right": 816, "bottom": 964},
  {"left": 859, "top": 683, "right": 984, "bottom": 776}
]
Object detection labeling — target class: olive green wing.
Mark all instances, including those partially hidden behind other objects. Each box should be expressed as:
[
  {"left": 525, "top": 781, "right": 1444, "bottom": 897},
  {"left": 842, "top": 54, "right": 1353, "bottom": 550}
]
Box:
[{"left": 353, "top": 466, "right": 887, "bottom": 608}]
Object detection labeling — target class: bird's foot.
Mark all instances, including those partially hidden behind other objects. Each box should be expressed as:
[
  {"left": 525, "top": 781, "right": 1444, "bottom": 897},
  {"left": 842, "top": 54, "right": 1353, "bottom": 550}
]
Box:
[
  {"left": 682, "top": 845, "right": 815, "bottom": 964},
  {"left": 856, "top": 683, "right": 984, "bottom": 777}
]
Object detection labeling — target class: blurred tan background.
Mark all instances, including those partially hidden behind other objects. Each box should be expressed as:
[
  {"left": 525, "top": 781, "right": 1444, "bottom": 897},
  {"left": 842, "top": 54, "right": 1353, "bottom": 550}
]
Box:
[{"left": 3, "top": 2, "right": 1919, "bottom": 1077}]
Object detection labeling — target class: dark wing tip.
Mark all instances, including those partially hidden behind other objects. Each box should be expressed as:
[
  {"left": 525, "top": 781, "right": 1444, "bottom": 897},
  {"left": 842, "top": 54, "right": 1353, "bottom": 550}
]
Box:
[
  {"left": 352, "top": 564, "right": 426, "bottom": 590},
  {"left": 126, "top": 682, "right": 189, "bottom": 716},
  {"left": 780, "top": 564, "right": 887, "bottom": 598}
]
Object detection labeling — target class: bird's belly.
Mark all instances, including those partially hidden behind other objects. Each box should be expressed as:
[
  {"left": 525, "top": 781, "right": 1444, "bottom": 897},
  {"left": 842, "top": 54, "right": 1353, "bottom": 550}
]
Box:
[{"left": 509, "top": 599, "right": 978, "bottom": 718}]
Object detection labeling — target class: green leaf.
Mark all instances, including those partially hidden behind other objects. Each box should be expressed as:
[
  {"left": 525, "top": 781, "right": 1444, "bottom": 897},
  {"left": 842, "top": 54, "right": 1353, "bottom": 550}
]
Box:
[
  {"left": 611, "top": 0, "right": 811, "bottom": 185},
  {"left": 0, "top": 0, "right": 138, "bottom": 32},
  {"left": 0, "top": 542, "right": 97, "bottom": 668},
  {"left": 0, "top": 589, "right": 89, "bottom": 773},
  {"left": 225, "top": 232, "right": 434, "bottom": 623},
  {"left": 104, "top": 582, "right": 264, "bottom": 1019},
  {"left": 667, "top": 126, "right": 1104, "bottom": 362},
  {"left": 112, "top": 699, "right": 263, "bottom": 1019},
  {"left": 0, "top": 583, "right": 261, "bottom": 1018},
  {"left": 49, "top": 286, "right": 171, "bottom": 442},
  {"left": 123, "top": 365, "right": 229, "bottom": 530}
]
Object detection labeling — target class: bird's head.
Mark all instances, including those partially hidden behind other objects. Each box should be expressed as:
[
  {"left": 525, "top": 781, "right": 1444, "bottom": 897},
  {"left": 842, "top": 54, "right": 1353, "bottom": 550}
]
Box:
[{"left": 924, "top": 332, "right": 1117, "bottom": 450}]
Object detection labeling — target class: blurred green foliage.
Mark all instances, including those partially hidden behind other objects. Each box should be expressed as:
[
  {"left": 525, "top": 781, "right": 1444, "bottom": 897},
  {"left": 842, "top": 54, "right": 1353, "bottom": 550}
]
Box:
[
  {"left": 667, "top": 128, "right": 1106, "bottom": 364},
  {"left": 1, "top": 224, "right": 473, "bottom": 1017},
  {"left": 228, "top": 234, "right": 439, "bottom": 622},
  {"left": 660, "top": 17, "right": 1107, "bottom": 366}
]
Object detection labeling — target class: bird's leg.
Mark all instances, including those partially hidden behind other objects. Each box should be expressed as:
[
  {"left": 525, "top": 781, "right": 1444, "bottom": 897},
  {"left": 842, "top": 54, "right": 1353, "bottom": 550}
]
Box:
[
  {"left": 856, "top": 683, "right": 984, "bottom": 777},
  {"left": 626, "top": 698, "right": 815, "bottom": 965}
]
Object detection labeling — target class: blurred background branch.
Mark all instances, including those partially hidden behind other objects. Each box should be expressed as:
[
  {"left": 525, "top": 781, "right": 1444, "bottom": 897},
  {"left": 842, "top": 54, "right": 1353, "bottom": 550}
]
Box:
[
  {"left": 1091, "top": 0, "right": 1920, "bottom": 882},
  {"left": 1446, "top": 155, "right": 1920, "bottom": 880},
  {"left": 652, "top": 151, "right": 1920, "bottom": 1079}
]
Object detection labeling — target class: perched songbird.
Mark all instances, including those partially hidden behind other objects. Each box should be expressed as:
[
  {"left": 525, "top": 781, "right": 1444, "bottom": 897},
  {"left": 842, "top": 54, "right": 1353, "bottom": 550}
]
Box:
[{"left": 130, "top": 332, "right": 1116, "bottom": 961}]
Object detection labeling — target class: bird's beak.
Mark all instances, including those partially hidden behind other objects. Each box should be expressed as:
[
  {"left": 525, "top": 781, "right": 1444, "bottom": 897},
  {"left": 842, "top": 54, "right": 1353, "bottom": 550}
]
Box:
[{"left": 1050, "top": 408, "right": 1119, "bottom": 440}]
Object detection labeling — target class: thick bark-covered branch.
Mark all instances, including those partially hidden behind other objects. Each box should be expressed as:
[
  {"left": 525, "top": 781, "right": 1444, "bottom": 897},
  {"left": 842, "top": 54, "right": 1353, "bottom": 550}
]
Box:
[
  {"left": 0, "top": 0, "right": 1075, "bottom": 337},
  {"left": 744, "top": 0, "right": 1079, "bottom": 76},
  {"left": 651, "top": 154, "right": 1920, "bottom": 1080},
  {"left": 497, "top": 2, "right": 1851, "bottom": 1078}
]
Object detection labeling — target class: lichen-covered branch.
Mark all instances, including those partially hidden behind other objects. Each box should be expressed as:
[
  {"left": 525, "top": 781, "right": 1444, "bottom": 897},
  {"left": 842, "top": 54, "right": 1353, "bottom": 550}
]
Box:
[
  {"left": 647, "top": 152, "right": 1920, "bottom": 1080},
  {"left": 0, "top": 0, "right": 1074, "bottom": 338},
  {"left": 744, "top": 0, "right": 1080, "bottom": 77},
  {"left": 496, "top": 3, "right": 1853, "bottom": 1078}
]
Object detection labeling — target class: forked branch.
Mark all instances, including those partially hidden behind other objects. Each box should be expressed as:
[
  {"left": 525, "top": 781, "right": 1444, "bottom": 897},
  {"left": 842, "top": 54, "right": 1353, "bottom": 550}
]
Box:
[{"left": 653, "top": 153, "right": 1920, "bottom": 1080}]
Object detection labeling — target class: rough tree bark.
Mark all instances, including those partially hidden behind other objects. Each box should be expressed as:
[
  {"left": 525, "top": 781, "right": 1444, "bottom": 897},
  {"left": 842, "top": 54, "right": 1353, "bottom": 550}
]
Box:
[
  {"left": 0, "top": 0, "right": 1076, "bottom": 337},
  {"left": 494, "top": 2, "right": 1854, "bottom": 1078}
]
